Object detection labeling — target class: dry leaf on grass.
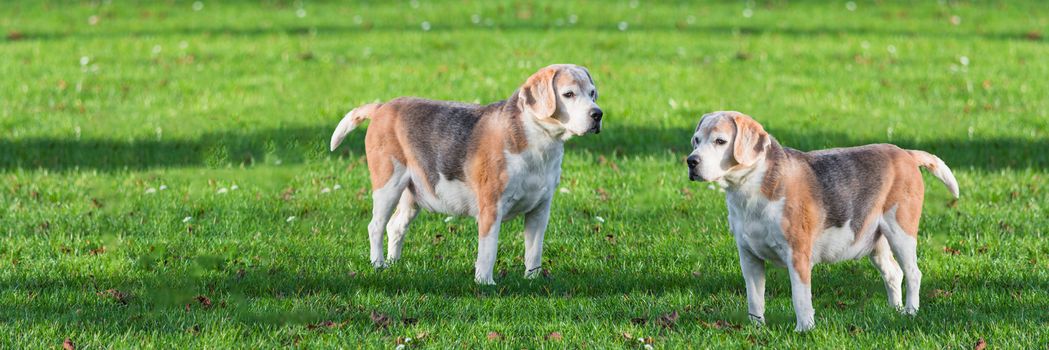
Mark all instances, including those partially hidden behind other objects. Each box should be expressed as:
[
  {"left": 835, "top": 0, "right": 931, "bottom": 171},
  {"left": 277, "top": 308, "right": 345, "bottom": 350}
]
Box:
[
  {"left": 974, "top": 338, "right": 987, "bottom": 350},
  {"left": 486, "top": 331, "right": 503, "bottom": 340},
  {"left": 370, "top": 311, "right": 392, "bottom": 329},
  {"left": 654, "top": 311, "right": 679, "bottom": 329},
  {"left": 62, "top": 339, "right": 75, "bottom": 350},
  {"left": 544, "top": 332, "right": 563, "bottom": 341}
]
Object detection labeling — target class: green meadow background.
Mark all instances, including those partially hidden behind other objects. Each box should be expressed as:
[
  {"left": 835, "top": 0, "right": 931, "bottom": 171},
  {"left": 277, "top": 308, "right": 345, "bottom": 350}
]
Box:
[{"left": 1, "top": 0, "right": 1046, "bottom": 348}]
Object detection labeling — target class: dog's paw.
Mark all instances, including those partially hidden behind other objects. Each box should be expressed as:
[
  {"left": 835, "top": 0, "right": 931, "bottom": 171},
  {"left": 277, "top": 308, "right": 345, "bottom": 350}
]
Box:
[
  {"left": 371, "top": 260, "right": 389, "bottom": 269},
  {"left": 474, "top": 275, "right": 496, "bottom": 285},
  {"left": 901, "top": 306, "right": 919, "bottom": 316},
  {"left": 794, "top": 319, "right": 815, "bottom": 332},
  {"left": 748, "top": 314, "right": 765, "bottom": 326},
  {"left": 524, "top": 267, "right": 543, "bottom": 279}
]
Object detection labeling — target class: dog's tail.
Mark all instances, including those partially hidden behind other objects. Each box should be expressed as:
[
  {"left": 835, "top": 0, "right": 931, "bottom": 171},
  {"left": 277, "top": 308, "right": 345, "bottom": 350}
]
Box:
[
  {"left": 908, "top": 150, "right": 960, "bottom": 198},
  {"left": 330, "top": 103, "right": 381, "bottom": 151}
]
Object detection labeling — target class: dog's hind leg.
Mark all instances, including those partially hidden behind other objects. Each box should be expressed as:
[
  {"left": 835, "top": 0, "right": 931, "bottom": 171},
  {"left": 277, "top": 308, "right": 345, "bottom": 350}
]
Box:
[
  {"left": 869, "top": 234, "right": 904, "bottom": 310},
  {"left": 385, "top": 190, "right": 419, "bottom": 264},
  {"left": 367, "top": 162, "right": 410, "bottom": 269},
  {"left": 881, "top": 205, "right": 922, "bottom": 315}
]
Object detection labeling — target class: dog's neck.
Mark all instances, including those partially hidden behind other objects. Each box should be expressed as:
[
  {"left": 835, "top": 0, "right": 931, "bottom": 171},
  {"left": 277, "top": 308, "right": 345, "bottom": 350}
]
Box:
[{"left": 723, "top": 138, "right": 785, "bottom": 201}]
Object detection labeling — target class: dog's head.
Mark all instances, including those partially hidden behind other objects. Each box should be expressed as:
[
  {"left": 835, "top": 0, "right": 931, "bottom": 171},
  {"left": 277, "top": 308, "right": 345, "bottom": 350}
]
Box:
[
  {"left": 516, "top": 64, "right": 602, "bottom": 138},
  {"left": 687, "top": 111, "right": 770, "bottom": 182}
]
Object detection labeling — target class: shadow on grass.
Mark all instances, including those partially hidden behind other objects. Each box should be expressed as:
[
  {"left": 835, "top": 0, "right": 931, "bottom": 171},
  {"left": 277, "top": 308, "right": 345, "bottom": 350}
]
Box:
[
  {"left": 1, "top": 124, "right": 1044, "bottom": 172},
  {"left": 3, "top": 263, "right": 1044, "bottom": 335}
]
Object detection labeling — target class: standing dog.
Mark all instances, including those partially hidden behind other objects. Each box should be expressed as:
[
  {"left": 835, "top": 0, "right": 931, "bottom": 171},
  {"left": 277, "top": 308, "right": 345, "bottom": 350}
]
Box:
[
  {"left": 329, "top": 64, "right": 602, "bottom": 285},
  {"left": 686, "top": 111, "right": 959, "bottom": 331}
]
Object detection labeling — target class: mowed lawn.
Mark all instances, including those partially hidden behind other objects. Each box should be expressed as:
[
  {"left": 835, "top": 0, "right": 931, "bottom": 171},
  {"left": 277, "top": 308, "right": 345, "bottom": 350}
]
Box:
[{"left": 2, "top": 0, "right": 1047, "bottom": 348}]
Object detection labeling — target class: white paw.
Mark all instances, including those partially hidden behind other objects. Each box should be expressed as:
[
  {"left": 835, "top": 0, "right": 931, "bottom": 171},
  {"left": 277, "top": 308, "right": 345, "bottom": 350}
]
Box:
[
  {"left": 748, "top": 314, "right": 765, "bottom": 326},
  {"left": 902, "top": 306, "right": 919, "bottom": 316},
  {"left": 794, "top": 319, "right": 815, "bottom": 332},
  {"left": 524, "top": 267, "right": 542, "bottom": 279},
  {"left": 371, "top": 260, "right": 388, "bottom": 269},
  {"left": 475, "top": 275, "right": 496, "bottom": 285}
]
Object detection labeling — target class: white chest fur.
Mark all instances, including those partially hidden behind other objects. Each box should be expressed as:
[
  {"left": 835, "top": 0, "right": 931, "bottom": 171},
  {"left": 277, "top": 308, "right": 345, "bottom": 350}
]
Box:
[
  {"left": 727, "top": 191, "right": 791, "bottom": 267},
  {"left": 500, "top": 143, "right": 562, "bottom": 219}
]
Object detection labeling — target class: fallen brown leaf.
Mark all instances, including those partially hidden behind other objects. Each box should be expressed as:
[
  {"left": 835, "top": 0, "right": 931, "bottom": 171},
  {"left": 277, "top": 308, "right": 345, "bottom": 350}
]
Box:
[
  {"left": 974, "top": 337, "right": 987, "bottom": 350},
  {"left": 702, "top": 319, "right": 741, "bottom": 330},
  {"left": 307, "top": 320, "right": 343, "bottom": 331},
  {"left": 6, "top": 31, "right": 24, "bottom": 41},
  {"left": 195, "top": 295, "right": 213, "bottom": 308},
  {"left": 943, "top": 246, "right": 961, "bottom": 255},
  {"left": 370, "top": 311, "right": 391, "bottom": 329},
  {"left": 1026, "top": 30, "right": 1042, "bottom": 41},
  {"left": 486, "top": 331, "right": 503, "bottom": 340},
  {"left": 62, "top": 338, "right": 75, "bottom": 350},
  {"left": 89, "top": 246, "right": 106, "bottom": 255},
  {"left": 402, "top": 317, "right": 418, "bottom": 325},
  {"left": 654, "top": 311, "right": 679, "bottom": 329},
  {"left": 621, "top": 332, "right": 634, "bottom": 341},
  {"left": 98, "top": 289, "right": 130, "bottom": 305},
  {"left": 630, "top": 317, "right": 647, "bottom": 325},
  {"left": 544, "top": 331, "right": 563, "bottom": 341}
]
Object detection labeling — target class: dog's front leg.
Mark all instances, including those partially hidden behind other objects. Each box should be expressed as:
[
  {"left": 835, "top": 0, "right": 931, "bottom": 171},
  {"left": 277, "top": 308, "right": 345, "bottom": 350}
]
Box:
[
  {"left": 523, "top": 198, "right": 552, "bottom": 278},
  {"left": 737, "top": 246, "right": 767, "bottom": 325},
  {"left": 787, "top": 257, "right": 816, "bottom": 332},
  {"left": 474, "top": 208, "right": 503, "bottom": 285}
]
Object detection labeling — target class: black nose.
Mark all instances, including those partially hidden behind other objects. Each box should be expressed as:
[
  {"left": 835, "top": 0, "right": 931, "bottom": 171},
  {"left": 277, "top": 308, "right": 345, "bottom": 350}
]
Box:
[
  {"left": 686, "top": 155, "right": 700, "bottom": 168},
  {"left": 590, "top": 108, "right": 603, "bottom": 121}
]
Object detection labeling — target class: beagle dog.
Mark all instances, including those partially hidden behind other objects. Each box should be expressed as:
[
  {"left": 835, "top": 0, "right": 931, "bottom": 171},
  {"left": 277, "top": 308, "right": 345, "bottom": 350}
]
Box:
[
  {"left": 686, "top": 111, "right": 959, "bottom": 331},
  {"left": 329, "top": 64, "right": 602, "bottom": 285}
]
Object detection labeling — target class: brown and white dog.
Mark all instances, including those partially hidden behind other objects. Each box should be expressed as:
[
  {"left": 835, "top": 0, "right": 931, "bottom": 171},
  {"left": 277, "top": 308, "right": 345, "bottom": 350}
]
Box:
[
  {"left": 686, "top": 111, "right": 959, "bottom": 331},
  {"left": 329, "top": 64, "right": 602, "bottom": 285}
]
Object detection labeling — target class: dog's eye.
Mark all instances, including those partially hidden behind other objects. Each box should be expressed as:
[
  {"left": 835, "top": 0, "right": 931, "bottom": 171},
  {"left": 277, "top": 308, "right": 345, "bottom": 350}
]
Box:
[
  {"left": 562, "top": 91, "right": 575, "bottom": 98},
  {"left": 715, "top": 138, "right": 728, "bottom": 145},
  {"left": 589, "top": 90, "right": 596, "bottom": 99}
]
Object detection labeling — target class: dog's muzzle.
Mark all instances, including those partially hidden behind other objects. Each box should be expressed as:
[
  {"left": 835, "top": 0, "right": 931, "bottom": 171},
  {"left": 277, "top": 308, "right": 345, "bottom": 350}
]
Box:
[
  {"left": 686, "top": 155, "right": 702, "bottom": 181},
  {"left": 588, "top": 108, "right": 603, "bottom": 134}
]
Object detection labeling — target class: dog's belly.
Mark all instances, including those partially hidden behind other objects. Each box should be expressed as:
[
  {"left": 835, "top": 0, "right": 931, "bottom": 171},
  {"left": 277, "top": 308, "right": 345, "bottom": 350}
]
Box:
[
  {"left": 411, "top": 173, "right": 478, "bottom": 217},
  {"left": 812, "top": 220, "right": 878, "bottom": 264}
]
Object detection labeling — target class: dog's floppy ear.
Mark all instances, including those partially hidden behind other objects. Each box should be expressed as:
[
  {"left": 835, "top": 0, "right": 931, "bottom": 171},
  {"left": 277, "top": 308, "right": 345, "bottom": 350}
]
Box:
[
  {"left": 517, "top": 66, "right": 559, "bottom": 119},
  {"left": 731, "top": 113, "right": 770, "bottom": 167}
]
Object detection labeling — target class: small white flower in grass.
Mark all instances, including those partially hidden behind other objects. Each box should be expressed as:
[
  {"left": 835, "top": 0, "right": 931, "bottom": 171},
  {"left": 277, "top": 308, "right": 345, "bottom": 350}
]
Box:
[
  {"left": 333, "top": 184, "right": 342, "bottom": 190},
  {"left": 152, "top": 45, "right": 162, "bottom": 55},
  {"left": 444, "top": 216, "right": 454, "bottom": 223},
  {"left": 846, "top": 1, "right": 857, "bottom": 11},
  {"left": 192, "top": 1, "right": 204, "bottom": 11},
  {"left": 559, "top": 187, "right": 570, "bottom": 194},
  {"left": 421, "top": 21, "right": 431, "bottom": 31},
  {"left": 617, "top": 22, "right": 628, "bottom": 31},
  {"left": 88, "top": 15, "right": 99, "bottom": 25},
  {"left": 686, "top": 15, "right": 696, "bottom": 24},
  {"left": 742, "top": 8, "right": 753, "bottom": 18},
  {"left": 286, "top": 216, "right": 296, "bottom": 223},
  {"left": 595, "top": 216, "right": 605, "bottom": 223},
  {"left": 183, "top": 216, "right": 193, "bottom": 223},
  {"left": 644, "top": 344, "right": 654, "bottom": 350},
  {"left": 638, "top": 337, "right": 646, "bottom": 343},
  {"left": 568, "top": 14, "right": 578, "bottom": 24},
  {"left": 404, "top": 337, "right": 412, "bottom": 343},
  {"left": 886, "top": 45, "right": 897, "bottom": 55},
  {"left": 950, "top": 15, "right": 961, "bottom": 26},
  {"left": 707, "top": 184, "right": 716, "bottom": 190},
  {"left": 321, "top": 187, "right": 331, "bottom": 194},
  {"left": 217, "top": 188, "right": 228, "bottom": 194},
  {"left": 296, "top": 9, "right": 307, "bottom": 18},
  {"left": 959, "top": 56, "right": 969, "bottom": 66},
  {"left": 395, "top": 345, "right": 405, "bottom": 350},
  {"left": 80, "top": 56, "right": 90, "bottom": 66},
  {"left": 230, "top": 184, "right": 238, "bottom": 191},
  {"left": 159, "top": 185, "right": 168, "bottom": 191},
  {"left": 471, "top": 14, "right": 481, "bottom": 24},
  {"left": 145, "top": 187, "right": 157, "bottom": 194},
  {"left": 668, "top": 98, "right": 678, "bottom": 109},
  {"left": 179, "top": 41, "right": 189, "bottom": 50},
  {"left": 968, "top": 126, "right": 975, "bottom": 140}
]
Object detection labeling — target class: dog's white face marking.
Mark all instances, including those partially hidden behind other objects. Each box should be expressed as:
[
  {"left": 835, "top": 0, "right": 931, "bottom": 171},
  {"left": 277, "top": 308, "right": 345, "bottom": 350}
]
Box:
[
  {"left": 552, "top": 69, "right": 601, "bottom": 137},
  {"left": 688, "top": 113, "right": 737, "bottom": 182}
]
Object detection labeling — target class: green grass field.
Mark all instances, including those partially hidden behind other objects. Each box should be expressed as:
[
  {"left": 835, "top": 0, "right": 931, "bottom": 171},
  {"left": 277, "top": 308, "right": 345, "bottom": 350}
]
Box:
[{"left": 2, "top": 1, "right": 1047, "bottom": 348}]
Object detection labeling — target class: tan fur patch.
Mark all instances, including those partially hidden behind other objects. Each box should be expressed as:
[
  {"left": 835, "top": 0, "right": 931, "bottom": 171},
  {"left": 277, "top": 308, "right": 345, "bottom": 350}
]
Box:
[
  {"left": 469, "top": 119, "right": 511, "bottom": 237},
  {"left": 779, "top": 160, "right": 820, "bottom": 284},
  {"left": 364, "top": 105, "right": 407, "bottom": 190},
  {"left": 884, "top": 150, "right": 926, "bottom": 237}
]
